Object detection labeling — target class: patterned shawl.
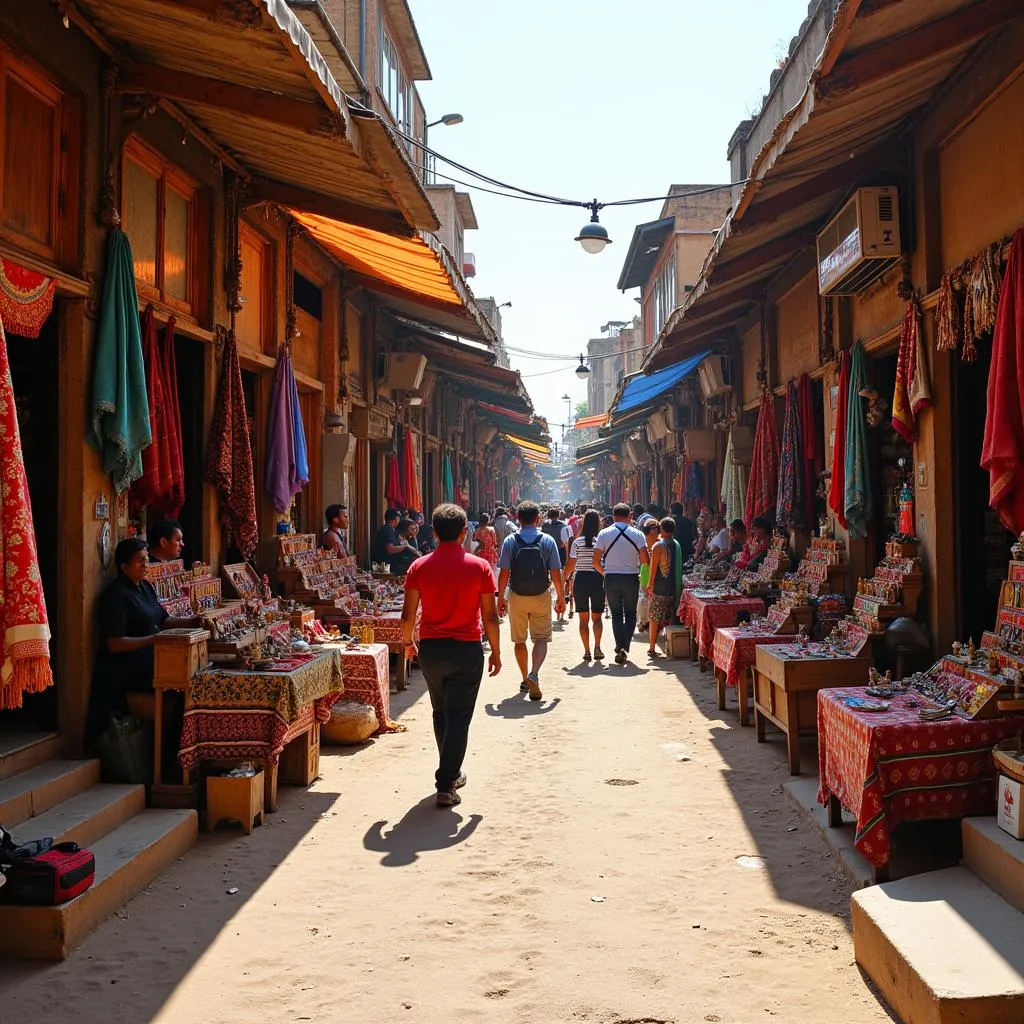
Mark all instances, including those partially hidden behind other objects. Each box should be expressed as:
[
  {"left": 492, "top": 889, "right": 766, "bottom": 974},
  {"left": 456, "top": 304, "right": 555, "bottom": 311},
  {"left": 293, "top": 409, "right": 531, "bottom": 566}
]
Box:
[
  {"left": 159, "top": 316, "right": 185, "bottom": 518},
  {"left": 797, "top": 374, "right": 820, "bottom": 530},
  {"left": 844, "top": 342, "right": 873, "bottom": 539},
  {"left": 745, "top": 389, "right": 780, "bottom": 529},
  {"left": 204, "top": 331, "right": 257, "bottom": 558},
  {"left": 982, "top": 229, "right": 1024, "bottom": 533},
  {"left": 265, "top": 347, "right": 308, "bottom": 514},
  {"left": 827, "top": 351, "right": 849, "bottom": 529},
  {"left": 891, "top": 297, "right": 932, "bottom": 443},
  {"left": 403, "top": 427, "right": 422, "bottom": 514},
  {"left": 0, "top": 260, "right": 56, "bottom": 339},
  {"left": 720, "top": 444, "right": 747, "bottom": 525},
  {"left": 775, "top": 380, "right": 803, "bottom": 531},
  {"left": 0, "top": 319, "right": 53, "bottom": 708},
  {"left": 88, "top": 231, "right": 151, "bottom": 493},
  {"left": 130, "top": 307, "right": 171, "bottom": 512}
]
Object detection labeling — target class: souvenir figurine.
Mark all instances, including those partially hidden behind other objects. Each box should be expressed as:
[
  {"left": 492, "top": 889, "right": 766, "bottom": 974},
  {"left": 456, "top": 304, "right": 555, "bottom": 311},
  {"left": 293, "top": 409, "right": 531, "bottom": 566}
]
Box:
[
  {"left": 1013, "top": 533, "right": 1024, "bottom": 562},
  {"left": 897, "top": 461, "right": 916, "bottom": 537},
  {"left": 968, "top": 637, "right": 977, "bottom": 661}
]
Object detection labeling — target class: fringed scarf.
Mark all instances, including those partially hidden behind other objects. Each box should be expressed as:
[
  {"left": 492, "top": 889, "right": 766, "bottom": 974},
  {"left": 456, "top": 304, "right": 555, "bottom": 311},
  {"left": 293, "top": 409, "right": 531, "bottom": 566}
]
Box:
[
  {"left": 403, "top": 428, "right": 422, "bottom": 513},
  {"left": 828, "top": 351, "right": 849, "bottom": 530},
  {"left": 265, "top": 346, "right": 308, "bottom": 514},
  {"left": 844, "top": 343, "right": 873, "bottom": 540},
  {"left": 720, "top": 444, "right": 747, "bottom": 526},
  {"left": 745, "top": 389, "right": 780, "bottom": 529},
  {"left": 0, "top": 260, "right": 56, "bottom": 339},
  {"left": 130, "top": 307, "right": 172, "bottom": 513},
  {"left": 797, "top": 374, "right": 820, "bottom": 530},
  {"left": 160, "top": 316, "right": 185, "bottom": 518},
  {"left": 775, "top": 380, "right": 803, "bottom": 531},
  {"left": 0, "top": 319, "right": 53, "bottom": 708},
  {"left": 204, "top": 331, "right": 258, "bottom": 558},
  {"left": 891, "top": 297, "right": 932, "bottom": 443}
]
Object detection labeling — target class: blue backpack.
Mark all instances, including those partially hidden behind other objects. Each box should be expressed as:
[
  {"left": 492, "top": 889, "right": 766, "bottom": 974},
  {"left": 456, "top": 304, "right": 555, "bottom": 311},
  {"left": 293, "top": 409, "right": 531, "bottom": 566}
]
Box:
[{"left": 509, "top": 536, "right": 551, "bottom": 596}]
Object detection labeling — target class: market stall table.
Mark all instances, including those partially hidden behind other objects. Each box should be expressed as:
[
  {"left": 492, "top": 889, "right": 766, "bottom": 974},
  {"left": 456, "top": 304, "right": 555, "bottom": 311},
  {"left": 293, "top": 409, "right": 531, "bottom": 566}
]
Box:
[
  {"left": 321, "top": 641, "right": 395, "bottom": 735},
  {"left": 337, "top": 611, "right": 408, "bottom": 692},
  {"left": 817, "top": 687, "right": 1024, "bottom": 878},
  {"left": 712, "top": 627, "right": 800, "bottom": 726},
  {"left": 754, "top": 642, "right": 872, "bottom": 774},
  {"left": 177, "top": 649, "right": 344, "bottom": 811},
  {"left": 679, "top": 591, "right": 766, "bottom": 668}
]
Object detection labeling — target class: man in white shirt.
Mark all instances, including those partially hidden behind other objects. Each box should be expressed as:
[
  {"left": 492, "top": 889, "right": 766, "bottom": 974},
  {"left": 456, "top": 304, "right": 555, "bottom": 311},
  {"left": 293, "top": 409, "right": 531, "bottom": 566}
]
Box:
[
  {"left": 708, "top": 514, "right": 733, "bottom": 563},
  {"left": 492, "top": 506, "right": 514, "bottom": 543},
  {"left": 593, "top": 503, "right": 650, "bottom": 665}
]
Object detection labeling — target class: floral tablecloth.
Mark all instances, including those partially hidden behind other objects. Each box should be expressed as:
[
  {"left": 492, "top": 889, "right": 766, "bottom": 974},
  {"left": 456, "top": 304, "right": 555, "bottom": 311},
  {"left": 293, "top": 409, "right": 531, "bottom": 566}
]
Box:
[
  {"left": 345, "top": 612, "right": 403, "bottom": 646},
  {"left": 816, "top": 687, "right": 1024, "bottom": 867},
  {"left": 178, "top": 650, "right": 344, "bottom": 769},
  {"left": 322, "top": 642, "right": 395, "bottom": 733},
  {"left": 712, "top": 627, "right": 799, "bottom": 687},
  {"left": 679, "top": 592, "right": 766, "bottom": 659}
]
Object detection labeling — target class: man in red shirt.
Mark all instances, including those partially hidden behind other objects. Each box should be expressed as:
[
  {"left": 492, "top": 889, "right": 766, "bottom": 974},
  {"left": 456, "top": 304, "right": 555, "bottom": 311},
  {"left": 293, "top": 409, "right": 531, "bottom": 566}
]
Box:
[{"left": 402, "top": 503, "right": 501, "bottom": 807}]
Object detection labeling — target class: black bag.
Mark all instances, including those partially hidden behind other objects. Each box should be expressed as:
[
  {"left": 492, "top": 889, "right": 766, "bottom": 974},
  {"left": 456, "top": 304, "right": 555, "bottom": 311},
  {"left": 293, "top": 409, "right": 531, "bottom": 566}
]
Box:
[
  {"left": 93, "top": 714, "right": 152, "bottom": 785},
  {"left": 541, "top": 521, "right": 568, "bottom": 566},
  {"left": 509, "top": 536, "right": 551, "bottom": 596}
]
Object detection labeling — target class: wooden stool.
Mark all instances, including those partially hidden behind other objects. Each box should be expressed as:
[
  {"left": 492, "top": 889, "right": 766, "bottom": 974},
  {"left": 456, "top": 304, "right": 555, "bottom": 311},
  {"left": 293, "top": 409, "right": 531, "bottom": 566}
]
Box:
[{"left": 206, "top": 770, "right": 265, "bottom": 834}]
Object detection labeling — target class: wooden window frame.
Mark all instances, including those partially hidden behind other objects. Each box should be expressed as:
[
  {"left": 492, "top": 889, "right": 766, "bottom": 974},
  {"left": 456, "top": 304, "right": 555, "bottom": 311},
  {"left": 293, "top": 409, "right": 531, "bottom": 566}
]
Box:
[
  {"left": 121, "top": 136, "right": 204, "bottom": 319},
  {"left": 238, "top": 220, "right": 274, "bottom": 354}
]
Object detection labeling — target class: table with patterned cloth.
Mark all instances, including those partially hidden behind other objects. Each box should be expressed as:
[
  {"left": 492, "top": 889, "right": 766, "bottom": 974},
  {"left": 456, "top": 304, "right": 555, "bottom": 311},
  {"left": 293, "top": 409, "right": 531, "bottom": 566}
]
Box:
[
  {"left": 340, "top": 612, "right": 408, "bottom": 692},
  {"left": 816, "top": 687, "right": 1024, "bottom": 874},
  {"left": 322, "top": 642, "right": 395, "bottom": 733},
  {"left": 679, "top": 592, "right": 766, "bottom": 665},
  {"left": 178, "top": 650, "right": 344, "bottom": 770},
  {"left": 712, "top": 628, "right": 800, "bottom": 725}
]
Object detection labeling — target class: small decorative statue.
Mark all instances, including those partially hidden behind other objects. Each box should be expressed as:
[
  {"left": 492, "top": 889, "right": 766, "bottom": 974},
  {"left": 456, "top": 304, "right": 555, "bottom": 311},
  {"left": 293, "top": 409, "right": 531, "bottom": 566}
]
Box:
[
  {"left": 897, "top": 458, "right": 916, "bottom": 537},
  {"left": 1013, "top": 533, "right": 1024, "bottom": 562}
]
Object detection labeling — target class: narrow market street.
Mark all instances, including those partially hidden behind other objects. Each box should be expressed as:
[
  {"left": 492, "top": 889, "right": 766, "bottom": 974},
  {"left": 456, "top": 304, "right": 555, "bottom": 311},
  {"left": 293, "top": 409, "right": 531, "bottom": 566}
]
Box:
[{"left": 0, "top": 618, "right": 891, "bottom": 1024}]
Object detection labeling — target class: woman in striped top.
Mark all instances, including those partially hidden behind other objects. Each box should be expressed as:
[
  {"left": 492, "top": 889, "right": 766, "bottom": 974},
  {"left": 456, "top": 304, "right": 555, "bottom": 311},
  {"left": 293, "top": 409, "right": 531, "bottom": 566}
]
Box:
[{"left": 564, "top": 510, "right": 605, "bottom": 662}]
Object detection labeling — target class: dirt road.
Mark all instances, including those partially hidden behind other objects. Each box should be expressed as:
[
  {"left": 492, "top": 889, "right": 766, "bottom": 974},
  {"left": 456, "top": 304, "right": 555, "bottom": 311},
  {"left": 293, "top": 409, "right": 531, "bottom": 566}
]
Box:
[{"left": 0, "top": 618, "right": 892, "bottom": 1024}]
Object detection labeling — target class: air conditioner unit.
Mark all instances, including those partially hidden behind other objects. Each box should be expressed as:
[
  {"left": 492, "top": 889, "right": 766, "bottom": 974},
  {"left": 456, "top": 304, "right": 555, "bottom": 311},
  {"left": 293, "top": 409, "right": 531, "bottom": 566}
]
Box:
[
  {"left": 683, "top": 429, "right": 717, "bottom": 462},
  {"left": 817, "top": 186, "right": 902, "bottom": 296},
  {"left": 698, "top": 355, "right": 731, "bottom": 399},
  {"left": 727, "top": 425, "right": 755, "bottom": 465},
  {"left": 385, "top": 352, "right": 427, "bottom": 391}
]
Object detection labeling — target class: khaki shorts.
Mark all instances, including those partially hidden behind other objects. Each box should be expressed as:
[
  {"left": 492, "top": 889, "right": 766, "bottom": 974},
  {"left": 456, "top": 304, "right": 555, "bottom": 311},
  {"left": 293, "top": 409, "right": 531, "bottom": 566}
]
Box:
[{"left": 508, "top": 591, "right": 553, "bottom": 644}]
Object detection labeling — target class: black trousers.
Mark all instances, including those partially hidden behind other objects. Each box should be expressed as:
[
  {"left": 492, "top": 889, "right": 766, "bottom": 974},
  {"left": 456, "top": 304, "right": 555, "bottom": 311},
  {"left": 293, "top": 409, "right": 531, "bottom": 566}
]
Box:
[
  {"left": 418, "top": 639, "right": 485, "bottom": 791},
  {"left": 604, "top": 573, "right": 640, "bottom": 653}
]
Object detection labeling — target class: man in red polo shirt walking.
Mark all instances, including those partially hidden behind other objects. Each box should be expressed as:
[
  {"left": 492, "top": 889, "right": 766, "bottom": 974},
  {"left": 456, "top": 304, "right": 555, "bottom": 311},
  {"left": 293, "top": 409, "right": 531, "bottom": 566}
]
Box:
[{"left": 402, "top": 504, "right": 501, "bottom": 807}]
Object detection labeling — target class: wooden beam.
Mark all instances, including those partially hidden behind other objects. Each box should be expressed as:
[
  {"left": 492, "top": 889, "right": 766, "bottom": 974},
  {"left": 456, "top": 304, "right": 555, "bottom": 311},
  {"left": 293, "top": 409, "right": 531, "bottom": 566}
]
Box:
[
  {"left": 143, "top": 0, "right": 263, "bottom": 26},
  {"left": 859, "top": 0, "right": 909, "bottom": 17},
  {"left": 711, "top": 230, "right": 814, "bottom": 286},
  {"left": 246, "top": 179, "right": 413, "bottom": 237},
  {"left": 821, "top": 0, "right": 1021, "bottom": 96},
  {"left": 117, "top": 60, "right": 335, "bottom": 135}
]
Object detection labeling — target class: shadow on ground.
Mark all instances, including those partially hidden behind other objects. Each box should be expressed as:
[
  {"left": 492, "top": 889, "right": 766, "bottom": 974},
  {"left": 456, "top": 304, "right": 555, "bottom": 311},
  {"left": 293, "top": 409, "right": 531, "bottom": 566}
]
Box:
[
  {"left": 483, "top": 695, "right": 561, "bottom": 718},
  {"left": 363, "top": 795, "right": 482, "bottom": 866}
]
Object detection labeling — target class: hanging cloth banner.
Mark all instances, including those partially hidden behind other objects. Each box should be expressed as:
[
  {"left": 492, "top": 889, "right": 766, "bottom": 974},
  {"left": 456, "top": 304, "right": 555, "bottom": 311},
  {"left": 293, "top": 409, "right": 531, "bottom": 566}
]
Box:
[
  {"left": 160, "top": 316, "right": 185, "bottom": 518},
  {"left": 403, "top": 428, "right": 422, "bottom": 514},
  {"left": 828, "top": 351, "right": 850, "bottom": 530},
  {"left": 265, "top": 346, "right": 308, "bottom": 514},
  {"left": 0, "top": 260, "right": 56, "bottom": 339},
  {"left": 982, "top": 228, "right": 1024, "bottom": 534},
  {"left": 442, "top": 451, "right": 454, "bottom": 503},
  {"left": 745, "top": 389, "right": 780, "bottom": 529},
  {"left": 720, "top": 444, "right": 747, "bottom": 526},
  {"left": 891, "top": 297, "right": 932, "bottom": 443},
  {"left": 88, "top": 231, "right": 151, "bottom": 494},
  {"left": 204, "top": 331, "right": 258, "bottom": 558},
  {"left": 386, "top": 449, "right": 405, "bottom": 510},
  {"left": 130, "top": 306, "right": 172, "bottom": 513},
  {"left": 797, "top": 374, "right": 820, "bottom": 530},
  {"left": 844, "top": 342, "right": 874, "bottom": 540},
  {"left": 776, "top": 380, "right": 803, "bottom": 531},
  {"left": 0, "top": 318, "right": 54, "bottom": 708}
]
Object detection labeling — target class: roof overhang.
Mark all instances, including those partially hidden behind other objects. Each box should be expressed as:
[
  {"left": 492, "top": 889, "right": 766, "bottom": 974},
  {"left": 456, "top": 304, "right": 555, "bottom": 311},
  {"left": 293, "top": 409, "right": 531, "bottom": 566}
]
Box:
[
  {"left": 286, "top": 0, "right": 366, "bottom": 99},
  {"left": 645, "top": 0, "right": 1020, "bottom": 371},
  {"left": 381, "top": 0, "right": 431, "bottom": 80},
  {"left": 616, "top": 216, "right": 675, "bottom": 291},
  {"left": 74, "top": 0, "right": 438, "bottom": 235}
]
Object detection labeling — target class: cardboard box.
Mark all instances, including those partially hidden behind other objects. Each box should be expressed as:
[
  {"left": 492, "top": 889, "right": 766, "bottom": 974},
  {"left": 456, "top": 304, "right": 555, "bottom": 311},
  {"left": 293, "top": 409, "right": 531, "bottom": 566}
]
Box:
[
  {"left": 661, "top": 626, "right": 692, "bottom": 659},
  {"left": 997, "top": 775, "right": 1024, "bottom": 839}
]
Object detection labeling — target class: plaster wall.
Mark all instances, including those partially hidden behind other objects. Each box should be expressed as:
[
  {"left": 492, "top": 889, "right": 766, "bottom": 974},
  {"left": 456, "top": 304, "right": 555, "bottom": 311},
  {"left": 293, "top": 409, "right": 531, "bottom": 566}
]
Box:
[{"left": 776, "top": 272, "right": 819, "bottom": 382}]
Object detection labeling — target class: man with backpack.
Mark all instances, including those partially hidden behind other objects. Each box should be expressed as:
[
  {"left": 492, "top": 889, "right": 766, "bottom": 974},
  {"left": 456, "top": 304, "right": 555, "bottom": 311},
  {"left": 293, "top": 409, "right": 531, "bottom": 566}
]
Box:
[
  {"left": 593, "top": 503, "right": 650, "bottom": 665},
  {"left": 541, "top": 506, "right": 572, "bottom": 623},
  {"left": 497, "top": 500, "right": 565, "bottom": 701}
]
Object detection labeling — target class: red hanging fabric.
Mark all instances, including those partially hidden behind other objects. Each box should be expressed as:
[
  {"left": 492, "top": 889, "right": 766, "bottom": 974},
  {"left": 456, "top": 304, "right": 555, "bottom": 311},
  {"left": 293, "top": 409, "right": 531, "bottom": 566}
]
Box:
[
  {"left": 386, "top": 451, "right": 404, "bottom": 510},
  {"left": 745, "top": 389, "right": 780, "bottom": 528},
  {"left": 828, "top": 352, "right": 850, "bottom": 530},
  {"left": 797, "top": 373, "right": 819, "bottom": 529},
  {"left": 0, "top": 260, "right": 56, "bottom": 339},
  {"left": 130, "top": 307, "right": 170, "bottom": 512},
  {"left": 403, "top": 429, "right": 422, "bottom": 513},
  {"left": 159, "top": 316, "right": 185, "bottom": 518}
]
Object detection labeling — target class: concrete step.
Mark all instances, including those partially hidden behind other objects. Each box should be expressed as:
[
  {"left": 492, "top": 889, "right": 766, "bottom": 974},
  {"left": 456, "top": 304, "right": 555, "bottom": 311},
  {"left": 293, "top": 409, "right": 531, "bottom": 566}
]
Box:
[
  {"left": 963, "top": 816, "right": 1024, "bottom": 914},
  {"left": 0, "top": 808, "right": 198, "bottom": 960},
  {"left": 0, "top": 732, "right": 62, "bottom": 782},
  {"left": 0, "top": 759, "right": 101, "bottom": 828},
  {"left": 8, "top": 783, "right": 146, "bottom": 850},
  {"left": 852, "top": 866, "right": 1024, "bottom": 1024}
]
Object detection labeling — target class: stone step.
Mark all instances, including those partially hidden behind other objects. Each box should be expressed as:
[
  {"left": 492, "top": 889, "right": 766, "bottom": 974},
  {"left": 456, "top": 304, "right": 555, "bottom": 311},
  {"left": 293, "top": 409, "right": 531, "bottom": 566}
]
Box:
[
  {"left": 8, "top": 783, "right": 146, "bottom": 850},
  {"left": 852, "top": 866, "right": 1024, "bottom": 1024},
  {"left": 0, "top": 808, "right": 198, "bottom": 960},
  {"left": 963, "top": 816, "right": 1024, "bottom": 914},
  {"left": 0, "top": 732, "right": 62, "bottom": 782},
  {"left": 0, "top": 759, "right": 101, "bottom": 828}
]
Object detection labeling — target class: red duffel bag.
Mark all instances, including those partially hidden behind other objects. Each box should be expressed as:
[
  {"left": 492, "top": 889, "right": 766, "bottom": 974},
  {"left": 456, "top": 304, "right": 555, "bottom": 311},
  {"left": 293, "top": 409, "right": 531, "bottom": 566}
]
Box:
[{"left": 1, "top": 841, "right": 96, "bottom": 905}]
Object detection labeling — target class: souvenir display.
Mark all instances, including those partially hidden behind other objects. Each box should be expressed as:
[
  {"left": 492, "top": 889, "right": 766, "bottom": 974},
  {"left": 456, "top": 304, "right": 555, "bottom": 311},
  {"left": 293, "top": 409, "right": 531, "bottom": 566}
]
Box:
[
  {"left": 850, "top": 536, "right": 924, "bottom": 633},
  {"left": 738, "top": 534, "right": 789, "bottom": 596}
]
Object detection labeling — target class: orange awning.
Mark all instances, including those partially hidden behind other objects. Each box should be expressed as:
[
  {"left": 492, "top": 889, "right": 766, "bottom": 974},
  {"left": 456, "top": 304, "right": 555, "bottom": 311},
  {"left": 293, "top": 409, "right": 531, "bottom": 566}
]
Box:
[
  {"left": 574, "top": 412, "right": 608, "bottom": 430},
  {"left": 505, "top": 433, "right": 550, "bottom": 457}
]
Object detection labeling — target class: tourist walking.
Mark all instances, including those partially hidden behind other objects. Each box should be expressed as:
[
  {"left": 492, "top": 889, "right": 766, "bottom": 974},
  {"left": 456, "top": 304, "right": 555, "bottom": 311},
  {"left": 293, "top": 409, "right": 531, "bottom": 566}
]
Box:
[
  {"left": 496, "top": 500, "right": 565, "bottom": 700},
  {"left": 645, "top": 518, "right": 683, "bottom": 655},
  {"left": 541, "top": 506, "right": 571, "bottom": 623},
  {"left": 593, "top": 503, "right": 649, "bottom": 665},
  {"left": 563, "top": 509, "right": 605, "bottom": 662},
  {"left": 402, "top": 504, "right": 501, "bottom": 807},
  {"left": 474, "top": 511, "right": 500, "bottom": 588}
]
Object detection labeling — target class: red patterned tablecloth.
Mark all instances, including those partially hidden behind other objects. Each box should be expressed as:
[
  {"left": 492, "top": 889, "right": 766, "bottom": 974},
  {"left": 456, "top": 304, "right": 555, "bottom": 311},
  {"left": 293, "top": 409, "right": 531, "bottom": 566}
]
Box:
[
  {"left": 325, "top": 642, "right": 395, "bottom": 733},
  {"left": 817, "top": 687, "right": 1024, "bottom": 867},
  {"left": 345, "top": 612, "right": 403, "bottom": 646},
  {"left": 679, "top": 592, "right": 766, "bottom": 659},
  {"left": 712, "top": 627, "right": 800, "bottom": 687}
]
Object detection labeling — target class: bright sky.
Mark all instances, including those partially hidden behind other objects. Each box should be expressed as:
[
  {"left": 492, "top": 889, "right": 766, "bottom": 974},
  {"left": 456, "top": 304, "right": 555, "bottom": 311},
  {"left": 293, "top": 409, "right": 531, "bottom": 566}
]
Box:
[{"left": 415, "top": 0, "right": 812, "bottom": 435}]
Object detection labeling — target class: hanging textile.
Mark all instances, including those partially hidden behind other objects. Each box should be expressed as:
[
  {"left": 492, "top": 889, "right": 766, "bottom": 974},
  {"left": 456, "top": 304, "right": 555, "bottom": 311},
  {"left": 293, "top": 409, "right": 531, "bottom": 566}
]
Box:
[
  {"left": 828, "top": 351, "right": 850, "bottom": 530},
  {"left": 745, "top": 389, "right": 780, "bottom": 529},
  {"left": 204, "top": 331, "right": 257, "bottom": 558},
  {"left": 964, "top": 243, "right": 1002, "bottom": 346},
  {"left": 684, "top": 461, "right": 702, "bottom": 504},
  {"left": 776, "top": 381, "right": 803, "bottom": 531},
  {"left": 403, "top": 429, "right": 422, "bottom": 513},
  {"left": 719, "top": 446, "right": 747, "bottom": 525},
  {"left": 844, "top": 342, "right": 873, "bottom": 540},
  {"left": 88, "top": 231, "right": 151, "bottom": 494},
  {"left": 129, "top": 307, "right": 172, "bottom": 513},
  {"left": 441, "top": 452, "right": 453, "bottom": 503},
  {"left": 982, "top": 229, "right": 1024, "bottom": 535},
  {"left": 159, "top": 316, "right": 185, "bottom": 518},
  {"left": 891, "top": 297, "right": 932, "bottom": 443},
  {"left": 0, "top": 260, "right": 56, "bottom": 339},
  {"left": 265, "top": 347, "right": 308, "bottom": 514},
  {"left": 386, "top": 448, "right": 405, "bottom": 509},
  {"left": 0, "top": 318, "right": 53, "bottom": 708},
  {"left": 797, "top": 374, "right": 820, "bottom": 530},
  {"left": 935, "top": 271, "right": 961, "bottom": 352}
]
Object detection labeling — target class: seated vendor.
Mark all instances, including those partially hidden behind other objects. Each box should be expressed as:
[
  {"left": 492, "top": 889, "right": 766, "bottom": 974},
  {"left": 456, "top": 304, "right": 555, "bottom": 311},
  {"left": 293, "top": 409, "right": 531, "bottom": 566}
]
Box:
[
  {"left": 389, "top": 518, "right": 422, "bottom": 576},
  {"left": 148, "top": 519, "right": 184, "bottom": 563},
  {"left": 708, "top": 515, "right": 735, "bottom": 564},
  {"left": 321, "top": 503, "right": 350, "bottom": 558},
  {"left": 87, "top": 538, "right": 199, "bottom": 744},
  {"left": 371, "top": 508, "right": 405, "bottom": 569},
  {"left": 735, "top": 517, "right": 771, "bottom": 572}
]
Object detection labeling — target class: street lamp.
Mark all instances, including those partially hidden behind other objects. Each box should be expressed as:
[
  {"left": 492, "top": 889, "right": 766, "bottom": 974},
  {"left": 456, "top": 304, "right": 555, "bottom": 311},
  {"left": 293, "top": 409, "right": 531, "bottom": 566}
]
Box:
[
  {"left": 574, "top": 354, "right": 590, "bottom": 379},
  {"left": 575, "top": 199, "right": 612, "bottom": 254},
  {"left": 426, "top": 112, "right": 464, "bottom": 129}
]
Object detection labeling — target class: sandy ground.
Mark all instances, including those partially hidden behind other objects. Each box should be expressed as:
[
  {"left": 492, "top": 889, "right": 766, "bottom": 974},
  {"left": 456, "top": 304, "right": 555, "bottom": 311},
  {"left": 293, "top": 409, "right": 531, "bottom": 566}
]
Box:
[{"left": 0, "top": 616, "right": 895, "bottom": 1024}]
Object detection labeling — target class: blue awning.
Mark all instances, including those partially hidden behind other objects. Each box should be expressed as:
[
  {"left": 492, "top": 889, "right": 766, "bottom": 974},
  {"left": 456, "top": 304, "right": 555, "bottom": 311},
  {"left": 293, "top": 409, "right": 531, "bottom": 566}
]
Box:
[{"left": 616, "top": 349, "right": 711, "bottom": 416}]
